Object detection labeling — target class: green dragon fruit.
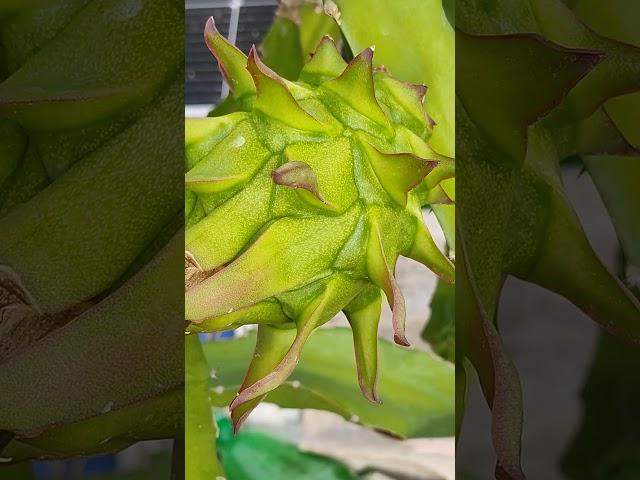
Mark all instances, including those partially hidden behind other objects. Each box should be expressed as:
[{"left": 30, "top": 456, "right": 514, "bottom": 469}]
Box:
[{"left": 185, "top": 18, "right": 455, "bottom": 431}]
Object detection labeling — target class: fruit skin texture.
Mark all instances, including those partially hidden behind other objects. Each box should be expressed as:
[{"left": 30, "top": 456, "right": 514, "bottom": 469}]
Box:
[{"left": 185, "top": 18, "right": 454, "bottom": 431}]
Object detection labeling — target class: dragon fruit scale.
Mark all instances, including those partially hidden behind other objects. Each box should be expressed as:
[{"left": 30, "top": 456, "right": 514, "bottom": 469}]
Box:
[{"left": 185, "top": 17, "right": 455, "bottom": 431}]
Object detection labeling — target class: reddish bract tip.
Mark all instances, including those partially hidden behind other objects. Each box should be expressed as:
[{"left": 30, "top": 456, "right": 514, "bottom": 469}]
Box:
[
  {"left": 230, "top": 408, "right": 251, "bottom": 434},
  {"left": 247, "top": 44, "right": 258, "bottom": 66},
  {"left": 361, "top": 383, "right": 382, "bottom": 404},
  {"left": 358, "top": 47, "right": 374, "bottom": 65},
  {"left": 247, "top": 45, "right": 281, "bottom": 82},
  {"left": 411, "top": 84, "right": 428, "bottom": 101},
  {"left": 203, "top": 16, "right": 232, "bottom": 86},
  {"left": 320, "top": 34, "right": 336, "bottom": 45},
  {"left": 309, "top": 35, "right": 338, "bottom": 59},
  {"left": 203, "top": 17, "right": 217, "bottom": 50},
  {"left": 394, "top": 333, "right": 411, "bottom": 347},
  {"left": 271, "top": 161, "right": 334, "bottom": 208}
]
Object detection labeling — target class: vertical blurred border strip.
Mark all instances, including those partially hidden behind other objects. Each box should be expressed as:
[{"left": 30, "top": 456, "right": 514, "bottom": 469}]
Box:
[
  {"left": 0, "top": 0, "right": 185, "bottom": 477},
  {"left": 456, "top": 0, "right": 640, "bottom": 478}
]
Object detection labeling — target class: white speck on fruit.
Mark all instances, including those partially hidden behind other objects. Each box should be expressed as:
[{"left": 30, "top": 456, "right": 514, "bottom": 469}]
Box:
[
  {"left": 291, "top": 380, "right": 301, "bottom": 389},
  {"left": 214, "top": 386, "right": 225, "bottom": 394},
  {"left": 350, "top": 414, "right": 360, "bottom": 423},
  {"left": 232, "top": 136, "right": 246, "bottom": 148}
]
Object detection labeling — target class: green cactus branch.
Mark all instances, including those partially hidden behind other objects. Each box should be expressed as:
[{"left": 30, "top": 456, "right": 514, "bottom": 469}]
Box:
[{"left": 457, "top": 1, "right": 640, "bottom": 478}]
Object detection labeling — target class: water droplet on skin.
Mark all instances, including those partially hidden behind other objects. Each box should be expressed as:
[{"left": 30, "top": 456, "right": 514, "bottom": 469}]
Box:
[
  {"left": 232, "top": 136, "right": 246, "bottom": 148},
  {"left": 107, "top": 0, "right": 143, "bottom": 21},
  {"left": 210, "top": 370, "right": 217, "bottom": 379},
  {"left": 291, "top": 380, "right": 301, "bottom": 389},
  {"left": 214, "top": 385, "right": 225, "bottom": 395},
  {"left": 350, "top": 414, "right": 360, "bottom": 423}
]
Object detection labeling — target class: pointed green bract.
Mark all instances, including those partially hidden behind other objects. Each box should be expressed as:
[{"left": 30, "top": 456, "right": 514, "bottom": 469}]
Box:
[
  {"left": 185, "top": 25, "right": 455, "bottom": 429},
  {"left": 407, "top": 211, "right": 455, "bottom": 283},
  {"left": 272, "top": 160, "right": 337, "bottom": 211},
  {"left": 230, "top": 324, "right": 296, "bottom": 431},
  {"left": 526, "top": 195, "right": 640, "bottom": 341},
  {"left": 247, "top": 47, "right": 329, "bottom": 132},
  {"left": 184, "top": 119, "right": 269, "bottom": 194},
  {"left": 366, "top": 219, "right": 408, "bottom": 347},
  {"left": 375, "top": 75, "right": 430, "bottom": 139},
  {"left": 300, "top": 35, "right": 348, "bottom": 86},
  {"left": 328, "top": 0, "right": 454, "bottom": 156},
  {"left": 191, "top": 300, "right": 289, "bottom": 333},
  {"left": 230, "top": 273, "right": 363, "bottom": 429},
  {"left": 204, "top": 16, "right": 255, "bottom": 99},
  {"left": 359, "top": 138, "right": 434, "bottom": 206},
  {"left": 208, "top": 328, "right": 455, "bottom": 439},
  {"left": 323, "top": 48, "right": 392, "bottom": 133},
  {"left": 345, "top": 287, "right": 382, "bottom": 403},
  {"left": 425, "top": 160, "right": 455, "bottom": 189},
  {"left": 185, "top": 114, "right": 246, "bottom": 159},
  {"left": 426, "top": 184, "right": 453, "bottom": 204}
]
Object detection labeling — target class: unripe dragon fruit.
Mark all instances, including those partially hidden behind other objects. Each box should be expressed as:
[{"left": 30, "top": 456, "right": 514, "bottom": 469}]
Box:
[{"left": 185, "top": 18, "right": 455, "bottom": 430}]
